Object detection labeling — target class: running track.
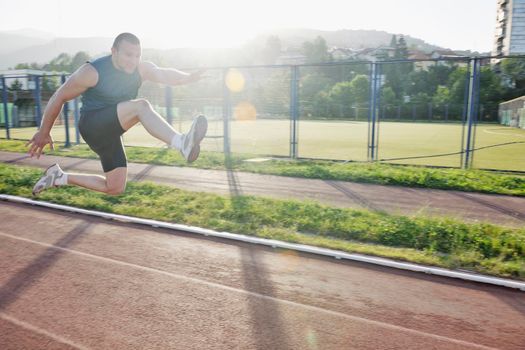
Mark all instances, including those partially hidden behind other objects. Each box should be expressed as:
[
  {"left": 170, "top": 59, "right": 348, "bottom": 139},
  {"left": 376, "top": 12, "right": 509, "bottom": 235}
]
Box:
[{"left": 0, "top": 201, "right": 524, "bottom": 349}]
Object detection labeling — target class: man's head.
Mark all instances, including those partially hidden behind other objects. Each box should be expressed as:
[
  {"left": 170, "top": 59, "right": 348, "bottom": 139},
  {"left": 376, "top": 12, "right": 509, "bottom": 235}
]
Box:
[{"left": 111, "top": 33, "right": 141, "bottom": 74}]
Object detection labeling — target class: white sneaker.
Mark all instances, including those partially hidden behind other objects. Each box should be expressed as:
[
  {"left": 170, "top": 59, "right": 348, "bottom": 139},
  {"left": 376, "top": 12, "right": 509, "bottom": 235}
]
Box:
[
  {"left": 32, "top": 163, "right": 65, "bottom": 196},
  {"left": 181, "top": 115, "right": 208, "bottom": 163}
]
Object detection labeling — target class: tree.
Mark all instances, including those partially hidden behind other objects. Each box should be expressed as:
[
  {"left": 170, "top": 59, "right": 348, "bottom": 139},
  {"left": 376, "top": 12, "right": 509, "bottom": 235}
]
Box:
[
  {"left": 407, "top": 69, "right": 431, "bottom": 96},
  {"left": 299, "top": 73, "right": 335, "bottom": 116},
  {"left": 262, "top": 36, "right": 281, "bottom": 65},
  {"left": 42, "top": 74, "right": 60, "bottom": 92},
  {"left": 382, "top": 63, "right": 404, "bottom": 99},
  {"left": 312, "top": 91, "right": 332, "bottom": 118},
  {"left": 302, "top": 36, "right": 331, "bottom": 64},
  {"left": 327, "top": 81, "right": 354, "bottom": 118},
  {"left": 9, "top": 79, "right": 23, "bottom": 91},
  {"left": 379, "top": 86, "right": 398, "bottom": 119},
  {"left": 380, "top": 35, "right": 413, "bottom": 100},
  {"left": 395, "top": 36, "right": 413, "bottom": 78},
  {"left": 43, "top": 53, "right": 72, "bottom": 72},
  {"left": 428, "top": 64, "right": 454, "bottom": 87},
  {"left": 389, "top": 35, "right": 397, "bottom": 48},
  {"left": 350, "top": 74, "right": 369, "bottom": 106},
  {"left": 432, "top": 86, "right": 451, "bottom": 105},
  {"left": 500, "top": 57, "right": 525, "bottom": 99},
  {"left": 70, "top": 51, "right": 91, "bottom": 71},
  {"left": 15, "top": 62, "right": 42, "bottom": 70},
  {"left": 380, "top": 86, "right": 397, "bottom": 106},
  {"left": 252, "top": 71, "right": 290, "bottom": 116},
  {"left": 478, "top": 67, "right": 504, "bottom": 121},
  {"left": 395, "top": 35, "right": 409, "bottom": 59},
  {"left": 412, "top": 92, "right": 431, "bottom": 105}
]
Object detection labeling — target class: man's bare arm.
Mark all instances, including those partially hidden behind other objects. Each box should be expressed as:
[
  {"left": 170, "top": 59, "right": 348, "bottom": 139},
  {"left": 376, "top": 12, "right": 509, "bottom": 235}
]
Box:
[
  {"left": 27, "top": 64, "right": 98, "bottom": 158},
  {"left": 39, "top": 64, "right": 98, "bottom": 133},
  {"left": 139, "top": 61, "right": 205, "bottom": 86}
]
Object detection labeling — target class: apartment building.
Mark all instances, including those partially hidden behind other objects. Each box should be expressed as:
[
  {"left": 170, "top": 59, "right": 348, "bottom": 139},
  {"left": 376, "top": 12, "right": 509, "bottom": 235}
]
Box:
[{"left": 493, "top": 0, "right": 525, "bottom": 56}]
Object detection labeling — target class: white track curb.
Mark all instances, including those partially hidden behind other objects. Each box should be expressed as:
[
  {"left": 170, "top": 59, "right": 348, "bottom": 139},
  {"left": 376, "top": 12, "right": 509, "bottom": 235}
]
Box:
[{"left": 1, "top": 194, "right": 524, "bottom": 292}]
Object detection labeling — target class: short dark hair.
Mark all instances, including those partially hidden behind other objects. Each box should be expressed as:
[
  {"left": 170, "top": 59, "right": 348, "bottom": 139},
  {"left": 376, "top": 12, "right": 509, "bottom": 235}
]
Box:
[{"left": 112, "top": 32, "right": 140, "bottom": 49}]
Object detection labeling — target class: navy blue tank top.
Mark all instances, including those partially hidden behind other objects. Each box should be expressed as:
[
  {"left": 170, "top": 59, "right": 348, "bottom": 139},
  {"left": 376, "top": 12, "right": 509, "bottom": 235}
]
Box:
[{"left": 81, "top": 55, "right": 142, "bottom": 113}]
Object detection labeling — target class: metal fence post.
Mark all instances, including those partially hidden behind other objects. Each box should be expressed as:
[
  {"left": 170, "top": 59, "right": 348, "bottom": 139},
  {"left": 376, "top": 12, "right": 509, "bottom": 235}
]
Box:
[
  {"left": 222, "top": 69, "right": 231, "bottom": 159},
  {"left": 290, "top": 65, "right": 299, "bottom": 159},
  {"left": 469, "top": 59, "right": 481, "bottom": 168},
  {"left": 74, "top": 97, "right": 80, "bottom": 144},
  {"left": 368, "top": 62, "right": 380, "bottom": 161},
  {"left": 165, "top": 86, "right": 173, "bottom": 125},
  {"left": 460, "top": 61, "right": 471, "bottom": 167},
  {"left": 61, "top": 75, "right": 71, "bottom": 147},
  {"left": 367, "top": 63, "right": 373, "bottom": 161},
  {"left": 1, "top": 77, "right": 10, "bottom": 139},
  {"left": 463, "top": 58, "right": 480, "bottom": 169},
  {"left": 374, "top": 63, "right": 382, "bottom": 160},
  {"left": 34, "top": 75, "right": 42, "bottom": 128}
]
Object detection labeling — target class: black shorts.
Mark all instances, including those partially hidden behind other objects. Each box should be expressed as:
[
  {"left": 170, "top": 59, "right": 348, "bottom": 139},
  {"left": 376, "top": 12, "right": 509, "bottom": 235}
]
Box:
[{"left": 79, "top": 104, "right": 127, "bottom": 173}]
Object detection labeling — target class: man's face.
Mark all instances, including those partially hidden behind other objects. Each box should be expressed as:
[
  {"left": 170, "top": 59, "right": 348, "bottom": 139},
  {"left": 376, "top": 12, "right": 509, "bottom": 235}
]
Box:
[{"left": 112, "top": 40, "right": 141, "bottom": 74}]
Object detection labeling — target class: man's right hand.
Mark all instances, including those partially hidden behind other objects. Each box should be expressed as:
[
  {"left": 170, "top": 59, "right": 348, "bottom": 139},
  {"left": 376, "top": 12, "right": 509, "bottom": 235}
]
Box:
[
  {"left": 26, "top": 131, "right": 55, "bottom": 159},
  {"left": 24, "top": 63, "right": 96, "bottom": 159}
]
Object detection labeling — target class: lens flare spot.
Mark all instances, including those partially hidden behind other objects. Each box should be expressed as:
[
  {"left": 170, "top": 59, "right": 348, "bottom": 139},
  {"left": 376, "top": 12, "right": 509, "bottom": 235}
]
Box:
[
  {"left": 225, "top": 68, "right": 245, "bottom": 92},
  {"left": 234, "top": 101, "right": 257, "bottom": 121}
]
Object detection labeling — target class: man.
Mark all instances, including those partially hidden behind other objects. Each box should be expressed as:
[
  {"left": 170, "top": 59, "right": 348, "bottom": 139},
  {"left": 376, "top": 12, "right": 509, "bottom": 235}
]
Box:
[{"left": 28, "top": 32, "right": 207, "bottom": 196}]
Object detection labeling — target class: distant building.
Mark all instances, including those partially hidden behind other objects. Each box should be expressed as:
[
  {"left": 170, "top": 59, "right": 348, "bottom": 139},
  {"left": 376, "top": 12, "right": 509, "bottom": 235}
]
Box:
[
  {"left": 275, "top": 53, "right": 307, "bottom": 65},
  {"left": 351, "top": 46, "right": 396, "bottom": 61},
  {"left": 499, "top": 95, "right": 525, "bottom": 128},
  {"left": 0, "top": 69, "right": 69, "bottom": 128},
  {"left": 408, "top": 50, "right": 431, "bottom": 60},
  {"left": 429, "top": 50, "right": 464, "bottom": 60},
  {"left": 428, "top": 50, "right": 469, "bottom": 67},
  {"left": 493, "top": 0, "right": 525, "bottom": 56},
  {"left": 408, "top": 50, "right": 433, "bottom": 70},
  {"left": 353, "top": 48, "right": 378, "bottom": 61},
  {"left": 0, "top": 69, "right": 66, "bottom": 90},
  {"left": 329, "top": 47, "right": 359, "bottom": 61}
]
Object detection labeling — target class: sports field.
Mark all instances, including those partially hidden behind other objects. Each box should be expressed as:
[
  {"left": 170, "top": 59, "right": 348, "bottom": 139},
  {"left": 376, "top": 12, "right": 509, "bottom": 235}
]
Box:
[{"left": 3, "top": 120, "right": 525, "bottom": 171}]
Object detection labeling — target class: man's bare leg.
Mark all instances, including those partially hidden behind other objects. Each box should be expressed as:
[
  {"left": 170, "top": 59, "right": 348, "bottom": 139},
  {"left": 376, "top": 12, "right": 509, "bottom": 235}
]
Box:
[
  {"left": 117, "top": 98, "right": 207, "bottom": 162},
  {"left": 67, "top": 167, "right": 127, "bottom": 195},
  {"left": 32, "top": 165, "right": 127, "bottom": 196},
  {"left": 117, "top": 98, "right": 180, "bottom": 145}
]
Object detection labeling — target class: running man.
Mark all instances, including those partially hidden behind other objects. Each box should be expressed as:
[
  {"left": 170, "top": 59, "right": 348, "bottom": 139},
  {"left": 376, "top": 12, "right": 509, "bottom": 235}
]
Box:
[{"left": 28, "top": 32, "right": 208, "bottom": 196}]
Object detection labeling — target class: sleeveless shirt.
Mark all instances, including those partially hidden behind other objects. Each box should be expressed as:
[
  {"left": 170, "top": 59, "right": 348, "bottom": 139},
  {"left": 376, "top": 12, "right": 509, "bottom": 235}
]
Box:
[{"left": 81, "top": 55, "right": 142, "bottom": 113}]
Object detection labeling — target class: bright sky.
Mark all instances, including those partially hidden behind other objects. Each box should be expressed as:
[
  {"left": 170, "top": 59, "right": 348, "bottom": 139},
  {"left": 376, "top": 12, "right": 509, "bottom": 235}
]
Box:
[{"left": 1, "top": 0, "right": 498, "bottom": 52}]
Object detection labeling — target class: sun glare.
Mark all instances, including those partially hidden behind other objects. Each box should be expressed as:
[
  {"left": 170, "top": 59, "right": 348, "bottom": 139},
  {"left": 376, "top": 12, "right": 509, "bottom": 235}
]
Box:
[
  {"left": 138, "top": 1, "right": 265, "bottom": 49},
  {"left": 225, "top": 68, "right": 246, "bottom": 92}
]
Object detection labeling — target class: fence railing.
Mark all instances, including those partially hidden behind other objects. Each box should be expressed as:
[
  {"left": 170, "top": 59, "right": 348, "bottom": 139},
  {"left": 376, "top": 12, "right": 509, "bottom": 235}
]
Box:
[{"left": 1, "top": 56, "right": 525, "bottom": 172}]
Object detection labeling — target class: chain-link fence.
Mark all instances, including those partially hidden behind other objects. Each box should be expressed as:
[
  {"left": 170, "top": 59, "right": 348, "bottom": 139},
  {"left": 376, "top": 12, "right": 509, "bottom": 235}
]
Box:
[{"left": 1, "top": 56, "right": 525, "bottom": 172}]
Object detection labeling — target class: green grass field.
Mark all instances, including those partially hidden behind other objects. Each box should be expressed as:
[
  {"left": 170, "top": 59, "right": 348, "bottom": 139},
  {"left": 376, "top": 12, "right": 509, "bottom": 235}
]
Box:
[{"left": 3, "top": 119, "right": 525, "bottom": 171}]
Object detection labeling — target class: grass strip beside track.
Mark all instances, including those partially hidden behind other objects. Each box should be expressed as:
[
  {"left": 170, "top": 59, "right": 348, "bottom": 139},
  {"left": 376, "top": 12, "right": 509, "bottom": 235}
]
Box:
[
  {"left": 1, "top": 139, "right": 524, "bottom": 196},
  {"left": 1, "top": 162, "right": 524, "bottom": 280}
]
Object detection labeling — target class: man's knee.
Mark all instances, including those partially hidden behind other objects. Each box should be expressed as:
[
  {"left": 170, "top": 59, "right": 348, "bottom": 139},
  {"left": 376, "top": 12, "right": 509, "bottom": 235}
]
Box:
[
  {"left": 105, "top": 175, "right": 127, "bottom": 196},
  {"left": 106, "top": 182, "right": 126, "bottom": 196},
  {"left": 134, "top": 98, "right": 152, "bottom": 114}
]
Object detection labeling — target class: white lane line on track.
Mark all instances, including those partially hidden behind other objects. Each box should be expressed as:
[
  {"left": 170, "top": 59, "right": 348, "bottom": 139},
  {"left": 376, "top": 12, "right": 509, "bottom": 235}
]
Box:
[
  {"left": 2, "top": 194, "right": 524, "bottom": 291},
  {"left": 0, "top": 231, "right": 499, "bottom": 350},
  {"left": 0, "top": 312, "right": 90, "bottom": 350}
]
